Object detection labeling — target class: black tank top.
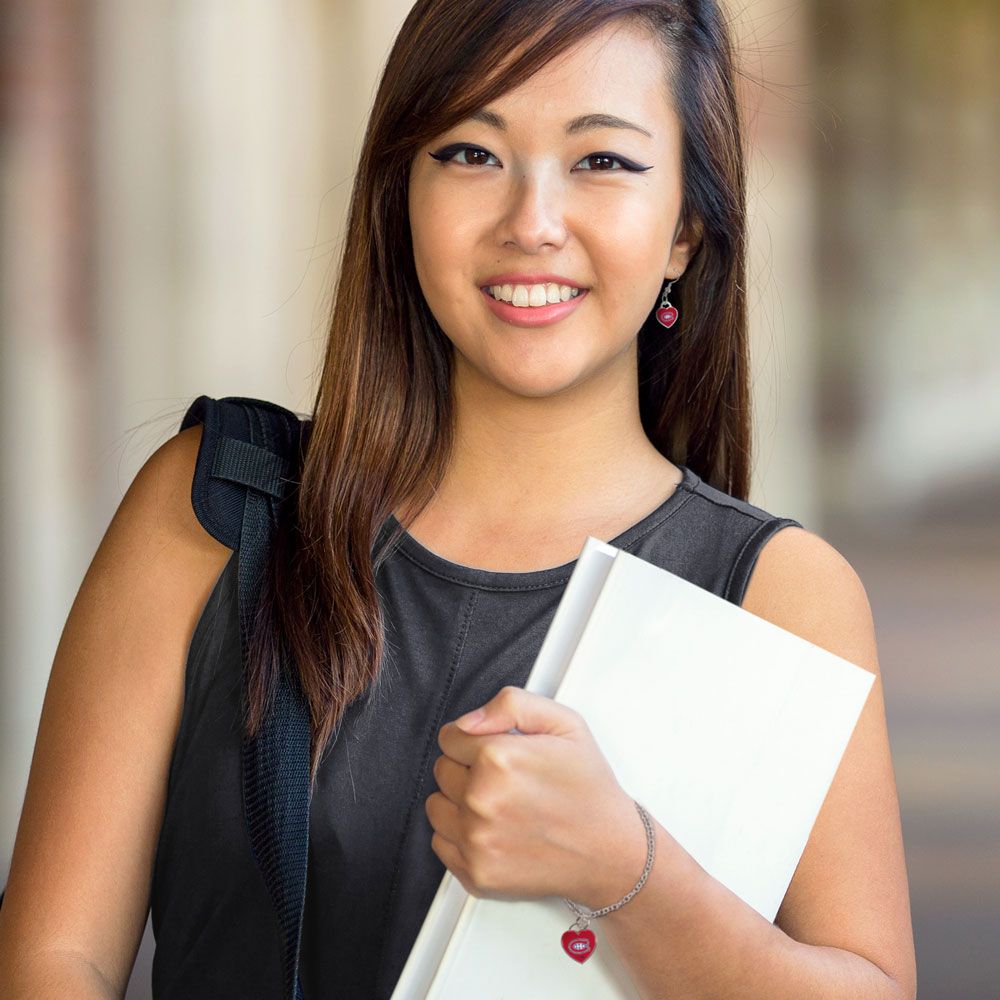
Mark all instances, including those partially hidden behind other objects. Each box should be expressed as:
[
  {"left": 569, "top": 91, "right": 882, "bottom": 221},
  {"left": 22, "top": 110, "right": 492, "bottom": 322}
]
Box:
[{"left": 149, "top": 462, "right": 802, "bottom": 999}]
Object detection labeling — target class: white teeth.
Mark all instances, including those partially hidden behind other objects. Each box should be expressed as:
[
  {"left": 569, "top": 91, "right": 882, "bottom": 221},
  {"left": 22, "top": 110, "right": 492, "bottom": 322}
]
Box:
[
  {"left": 487, "top": 282, "right": 583, "bottom": 307},
  {"left": 527, "top": 284, "right": 547, "bottom": 307}
]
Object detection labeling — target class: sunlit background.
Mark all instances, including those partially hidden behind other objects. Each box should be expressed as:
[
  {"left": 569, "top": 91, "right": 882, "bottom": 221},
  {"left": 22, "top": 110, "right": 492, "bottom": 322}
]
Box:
[{"left": 1, "top": 2, "right": 997, "bottom": 997}]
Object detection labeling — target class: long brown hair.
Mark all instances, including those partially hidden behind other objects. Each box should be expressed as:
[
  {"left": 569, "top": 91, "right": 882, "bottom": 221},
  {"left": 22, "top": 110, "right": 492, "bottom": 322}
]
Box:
[{"left": 253, "top": 0, "right": 753, "bottom": 784}]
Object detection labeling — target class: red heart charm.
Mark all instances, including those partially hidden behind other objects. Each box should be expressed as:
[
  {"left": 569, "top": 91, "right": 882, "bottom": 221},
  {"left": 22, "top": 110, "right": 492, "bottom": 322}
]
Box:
[
  {"left": 656, "top": 305, "right": 678, "bottom": 328},
  {"left": 561, "top": 928, "right": 596, "bottom": 964}
]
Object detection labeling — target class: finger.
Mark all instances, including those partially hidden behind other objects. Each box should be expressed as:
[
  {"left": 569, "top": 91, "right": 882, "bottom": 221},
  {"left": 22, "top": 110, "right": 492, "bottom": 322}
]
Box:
[
  {"left": 431, "top": 752, "right": 471, "bottom": 804},
  {"left": 424, "top": 789, "right": 465, "bottom": 846},
  {"left": 438, "top": 723, "right": 530, "bottom": 778},
  {"left": 430, "top": 829, "right": 473, "bottom": 892},
  {"left": 453, "top": 686, "right": 579, "bottom": 739},
  {"left": 437, "top": 720, "right": 481, "bottom": 766}
]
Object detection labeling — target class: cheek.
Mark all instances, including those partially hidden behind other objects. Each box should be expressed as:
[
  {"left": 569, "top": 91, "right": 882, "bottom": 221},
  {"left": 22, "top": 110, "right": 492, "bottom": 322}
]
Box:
[
  {"left": 411, "top": 197, "right": 482, "bottom": 296},
  {"left": 598, "top": 207, "right": 670, "bottom": 269},
  {"left": 586, "top": 212, "right": 675, "bottom": 317}
]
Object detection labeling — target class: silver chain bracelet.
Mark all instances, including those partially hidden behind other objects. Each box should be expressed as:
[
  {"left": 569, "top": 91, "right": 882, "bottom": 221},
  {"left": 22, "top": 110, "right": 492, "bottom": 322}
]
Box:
[{"left": 559, "top": 799, "right": 656, "bottom": 964}]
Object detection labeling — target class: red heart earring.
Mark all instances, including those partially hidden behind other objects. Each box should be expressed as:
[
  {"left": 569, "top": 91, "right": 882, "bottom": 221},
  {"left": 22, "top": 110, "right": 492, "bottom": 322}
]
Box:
[{"left": 655, "top": 279, "right": 679, "bottom": 328}]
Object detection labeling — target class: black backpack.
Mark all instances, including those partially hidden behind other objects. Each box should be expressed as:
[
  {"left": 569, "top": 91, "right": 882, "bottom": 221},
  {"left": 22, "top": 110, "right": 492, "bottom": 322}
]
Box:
[
  {"left": 0, "top": 396, "right": 315, "bottom": 1000},
  {"left": 180, "top": 395, "right": 314, "bottom": 1000}
]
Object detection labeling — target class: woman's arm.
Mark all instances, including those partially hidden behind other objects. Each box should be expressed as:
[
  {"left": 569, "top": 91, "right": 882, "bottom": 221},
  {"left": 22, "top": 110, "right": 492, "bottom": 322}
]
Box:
[
  {"left": 0, "top": 425, "right": 234, "bottom": 998},
  {"left": 595, "top": 526, "right": 918, "bottom": 1000}
]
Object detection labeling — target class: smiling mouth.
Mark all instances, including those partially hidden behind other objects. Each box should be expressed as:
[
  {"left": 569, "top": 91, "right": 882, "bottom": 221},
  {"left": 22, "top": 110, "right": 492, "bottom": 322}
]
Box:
[{"left": 480, "top": 284, "right": 586, "bottom": 307}]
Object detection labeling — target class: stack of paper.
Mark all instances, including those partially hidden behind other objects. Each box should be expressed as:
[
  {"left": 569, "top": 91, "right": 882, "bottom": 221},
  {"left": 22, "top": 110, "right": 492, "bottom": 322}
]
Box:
[{"left": 391, "top": 536, "right": 875, "bottom": 999}]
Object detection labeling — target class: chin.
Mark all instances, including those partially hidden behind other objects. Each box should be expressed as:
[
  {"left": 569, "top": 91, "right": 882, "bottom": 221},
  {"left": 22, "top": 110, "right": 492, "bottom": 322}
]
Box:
[
  {"left": 484, "top": 351, "right": 598, "bottom": 399},
  {"left": 451, "top": 321, "right": 620, "bottom": 397}
]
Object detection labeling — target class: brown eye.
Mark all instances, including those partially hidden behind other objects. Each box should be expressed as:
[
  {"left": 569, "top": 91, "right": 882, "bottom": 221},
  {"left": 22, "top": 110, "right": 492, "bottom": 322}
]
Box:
[
  {"left": 573, "top": 152, "right": 650, "bottom": 172},
  {"left": 428, "top": 144, "right": 499, "bottom": 168}
]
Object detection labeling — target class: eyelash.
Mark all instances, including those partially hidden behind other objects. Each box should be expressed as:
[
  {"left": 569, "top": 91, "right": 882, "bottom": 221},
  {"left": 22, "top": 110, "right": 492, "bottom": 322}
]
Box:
[{"left": 428, "top": 143, "right": 650, "bottom": 173}]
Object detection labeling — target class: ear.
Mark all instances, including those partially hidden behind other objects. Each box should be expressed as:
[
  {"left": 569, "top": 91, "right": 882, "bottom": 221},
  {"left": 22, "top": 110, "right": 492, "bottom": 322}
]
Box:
[{"left": 667, "top": 213, "right": 703, "bottom": 278}]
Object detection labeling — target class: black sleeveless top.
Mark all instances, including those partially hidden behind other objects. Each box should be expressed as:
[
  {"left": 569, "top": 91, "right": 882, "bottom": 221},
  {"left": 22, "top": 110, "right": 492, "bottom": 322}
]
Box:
[{"left": 149, "top": 461, "right": 803, "bottom": 999}]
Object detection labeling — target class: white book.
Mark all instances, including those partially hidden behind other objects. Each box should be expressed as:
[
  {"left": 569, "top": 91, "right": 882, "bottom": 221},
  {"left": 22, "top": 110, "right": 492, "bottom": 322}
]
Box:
[{"left": 391, "top": 536, "right": 875, "bottom": 999}]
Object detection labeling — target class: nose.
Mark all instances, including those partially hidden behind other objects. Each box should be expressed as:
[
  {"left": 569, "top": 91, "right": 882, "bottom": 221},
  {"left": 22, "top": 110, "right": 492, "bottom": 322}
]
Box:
[{"left": 495, "top": 169, "right": 569, "bottom": 252}]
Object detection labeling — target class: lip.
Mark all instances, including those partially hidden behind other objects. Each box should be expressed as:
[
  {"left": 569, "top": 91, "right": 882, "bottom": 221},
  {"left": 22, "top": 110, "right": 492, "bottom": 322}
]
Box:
[
  {"left": 479, "top": 273, "right": 588, "bottom": 290},
  {"left": 480, "top": 285, "right": 588, "bottom": 328}
]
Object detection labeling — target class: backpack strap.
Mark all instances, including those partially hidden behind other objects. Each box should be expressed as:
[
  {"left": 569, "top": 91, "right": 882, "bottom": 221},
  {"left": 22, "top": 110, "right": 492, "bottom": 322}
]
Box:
[
  {"left": 180, "top": 394, "right": 304, "bottom": 548},
  {"left": 181, "top": 395, "right": 313, "bottom": 1000}
]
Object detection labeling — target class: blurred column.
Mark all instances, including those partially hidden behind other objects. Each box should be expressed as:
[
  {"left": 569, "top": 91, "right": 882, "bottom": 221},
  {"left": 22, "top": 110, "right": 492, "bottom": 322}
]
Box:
[
  {"left": 89, "top": 0, "right": 347, "bottom": 503},
  {"left": 727, "top": 0, "right": 820, "bottom": 526},
  {"left": 815, "top": 0, "right": 1000, "bottom": 519},
  {"left": 0, "top": 0, "right": 95, "bottom": 885}
]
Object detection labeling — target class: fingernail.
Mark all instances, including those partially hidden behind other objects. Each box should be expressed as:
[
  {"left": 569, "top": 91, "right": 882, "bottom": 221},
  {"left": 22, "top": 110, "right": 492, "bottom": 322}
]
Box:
[{"left": 456, "top": 708, "right": 484, "bottom": 729}]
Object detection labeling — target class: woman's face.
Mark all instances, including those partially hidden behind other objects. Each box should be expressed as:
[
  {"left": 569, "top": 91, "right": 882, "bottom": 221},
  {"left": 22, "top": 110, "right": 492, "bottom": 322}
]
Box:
[{"left": 408, "top": 20, "right": 697, "bottom": 399}]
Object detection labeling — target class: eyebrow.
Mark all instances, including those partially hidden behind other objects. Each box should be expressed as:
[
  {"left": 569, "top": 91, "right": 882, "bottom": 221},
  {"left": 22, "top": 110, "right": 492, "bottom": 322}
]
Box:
[{"left": 467, "top": 108, "right": 653, "bottom": 139}]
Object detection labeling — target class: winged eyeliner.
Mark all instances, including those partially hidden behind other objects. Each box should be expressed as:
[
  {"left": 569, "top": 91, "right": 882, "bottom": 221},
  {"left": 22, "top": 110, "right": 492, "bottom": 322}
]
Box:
[{"left": 428, "top": 143, "right": 653, "bottom": 172}]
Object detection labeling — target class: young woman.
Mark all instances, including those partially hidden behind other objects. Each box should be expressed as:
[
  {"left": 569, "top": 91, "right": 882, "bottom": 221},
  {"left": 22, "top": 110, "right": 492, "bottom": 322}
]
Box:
[{"left": 0, "top": 1, "right": 916, "bottom": 998}]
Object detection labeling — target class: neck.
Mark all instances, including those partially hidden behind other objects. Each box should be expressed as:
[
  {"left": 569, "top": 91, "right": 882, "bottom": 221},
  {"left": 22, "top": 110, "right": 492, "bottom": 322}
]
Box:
[{"left": 399, "top": 356, "right": 678, "bottom": 533}]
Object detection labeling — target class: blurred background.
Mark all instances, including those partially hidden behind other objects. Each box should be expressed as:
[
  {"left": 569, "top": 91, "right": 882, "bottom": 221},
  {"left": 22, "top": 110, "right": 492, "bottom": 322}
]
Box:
[{"left": 1, "top": 1, "right": 996, "bottom": 997}]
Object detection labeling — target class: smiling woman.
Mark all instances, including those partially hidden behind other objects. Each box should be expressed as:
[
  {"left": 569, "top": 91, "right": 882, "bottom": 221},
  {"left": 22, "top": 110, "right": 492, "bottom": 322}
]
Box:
[{"left": 0, "top": 1, "right": 916, "bottom": 999}]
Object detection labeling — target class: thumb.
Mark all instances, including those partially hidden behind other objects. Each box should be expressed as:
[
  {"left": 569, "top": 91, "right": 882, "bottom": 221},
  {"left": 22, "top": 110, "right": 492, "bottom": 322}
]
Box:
[
  {"left": 453, "top": 706, "right": 489, "bottom": 733},
  {"left": 453, "top": 686, "right": 573, "bottom": 736}
]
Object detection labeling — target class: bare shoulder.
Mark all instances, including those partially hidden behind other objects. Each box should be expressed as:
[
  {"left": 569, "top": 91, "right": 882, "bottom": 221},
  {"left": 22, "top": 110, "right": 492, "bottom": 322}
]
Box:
[
  {"left": 0, "top": 422, "right": 234, "bottom": 995},
  {"left": 741, "top": 525, "right": 876, "bottom": 672},
  {"left": 740, "top": 525, "right": 917, "bottom": 998},
  {"left": 141, "top": 422, "right": 230, "bottom": 550}
]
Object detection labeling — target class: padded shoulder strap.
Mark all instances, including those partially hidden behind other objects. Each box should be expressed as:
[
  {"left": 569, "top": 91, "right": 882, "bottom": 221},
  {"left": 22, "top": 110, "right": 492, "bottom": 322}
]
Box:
[
  {"left": 180, "top": 394, "right": 312, "bottom": 1000},
  {"left": 180, "top": 394, "right": 305, "bottom": 549}
]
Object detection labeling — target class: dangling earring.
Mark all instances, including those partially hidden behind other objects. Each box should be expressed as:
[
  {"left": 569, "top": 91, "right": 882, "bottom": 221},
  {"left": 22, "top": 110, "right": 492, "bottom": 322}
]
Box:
[{"left": 655, "top": 279, "right": 679, "bottom": 329}]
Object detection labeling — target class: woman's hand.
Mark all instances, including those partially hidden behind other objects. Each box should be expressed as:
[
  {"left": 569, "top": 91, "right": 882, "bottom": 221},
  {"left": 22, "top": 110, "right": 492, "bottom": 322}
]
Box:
[{"left": 425, "top": 685, "right": 647, "bottom": 909}]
